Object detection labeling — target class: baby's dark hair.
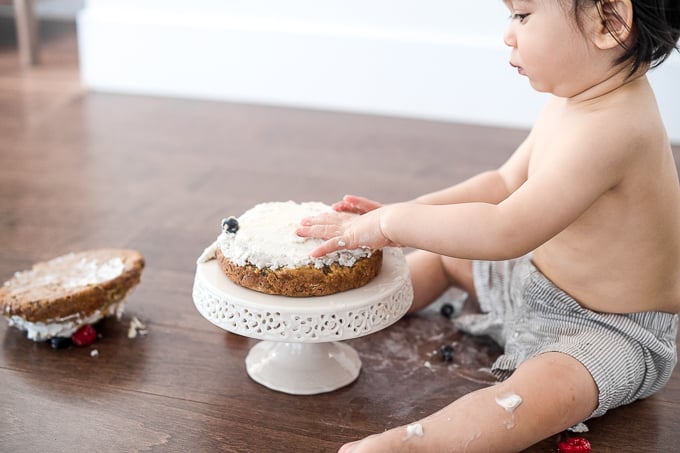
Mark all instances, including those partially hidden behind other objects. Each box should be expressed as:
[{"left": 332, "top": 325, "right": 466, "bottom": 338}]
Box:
[{"left": 565, "top": 0, "right": 680, "bottom": 75}]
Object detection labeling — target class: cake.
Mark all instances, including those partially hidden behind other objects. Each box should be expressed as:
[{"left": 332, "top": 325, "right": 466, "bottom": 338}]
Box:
[
  {"left": 1, "top": 249, "right": 145, "bottom": 342},
  {"left": 198, "top": 201, "right": 382, "bottom": 297}
]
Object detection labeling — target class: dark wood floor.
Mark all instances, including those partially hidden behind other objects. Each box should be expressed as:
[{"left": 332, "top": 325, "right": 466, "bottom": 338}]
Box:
[{"left": 1, "top": 21, "right": 679, "bottom": 452}]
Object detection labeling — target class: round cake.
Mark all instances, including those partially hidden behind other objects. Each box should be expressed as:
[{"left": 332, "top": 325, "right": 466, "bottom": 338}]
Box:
[
  {"left": 198, "top": 201, "right": 382, "bottom": 297},
  {"left": 1, "top": 249, "right": 145, "bottom": 341}
]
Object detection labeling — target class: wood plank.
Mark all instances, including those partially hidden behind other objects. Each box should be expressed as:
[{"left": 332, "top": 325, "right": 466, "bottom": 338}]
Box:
[{"left": 1, "top": 21, "right": 679, "bottom": 453}]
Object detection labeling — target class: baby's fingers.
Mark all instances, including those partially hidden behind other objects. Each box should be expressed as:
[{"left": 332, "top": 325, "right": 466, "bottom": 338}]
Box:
[
  {"left": 309, "top": 237, "right": 347, "bottom": 258},
  {"left": 300, "top": 211, "right": 349, "bottom": 226},
  {"left": 332, "top": 195, "right": 381, "bottom": 214},
  {"left": 337, "top": 431, "right": 401, "bottom": 453},
  {"left": 296, "top": 224, "right": 342, "bottom": 240}
]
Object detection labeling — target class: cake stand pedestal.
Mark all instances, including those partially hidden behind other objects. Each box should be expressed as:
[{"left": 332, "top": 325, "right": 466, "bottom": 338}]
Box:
[{"left": 192, "top": 248, "right": 413, "bottom": 395}]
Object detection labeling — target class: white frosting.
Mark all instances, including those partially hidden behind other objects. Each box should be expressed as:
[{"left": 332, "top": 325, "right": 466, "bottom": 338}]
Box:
[
  {"left": 7, "top": 300, "right": 126, "bottom": 341},
  {"left": 199, "top": 201, "right": 374, "bottom": 269},
  {"left": 405, "top": 423, "right": 424, "bottom": 439},
  {"left": 6, "top": 254, "right": 125, "bottom": 292},
  {"left": 495, "top": 393, "right": 523, "bottom": 413},
  {"left": 66, "top": 256, "right": 125, "bottom": 288}
]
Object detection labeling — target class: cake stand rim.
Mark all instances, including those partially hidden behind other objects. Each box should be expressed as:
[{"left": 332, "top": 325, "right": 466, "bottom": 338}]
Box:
[
  {"left": 191, "top": 247, "right": 414, "bottom": 342},
  {"left": 194, "top": 247, "right": 411, "bottom": 314}
]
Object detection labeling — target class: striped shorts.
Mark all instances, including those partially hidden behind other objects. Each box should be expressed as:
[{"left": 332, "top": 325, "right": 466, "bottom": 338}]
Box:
[{"left": 455, "top": 254, "right": 678, "bottom": 419}]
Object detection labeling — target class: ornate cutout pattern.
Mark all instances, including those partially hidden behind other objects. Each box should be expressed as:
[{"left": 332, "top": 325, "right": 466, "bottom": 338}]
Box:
[{"left": 192, "top": 278, "right": 413, "bottom": 342}]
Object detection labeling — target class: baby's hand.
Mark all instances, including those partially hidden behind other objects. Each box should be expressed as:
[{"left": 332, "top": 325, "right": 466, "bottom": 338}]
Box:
[
  {"left": 297, "top": 208, "right": 394, "bottom": 257},
  {"left": 337, "top": 424, "right": 421, "bottom": 452},
  {"left": 332, "top": 194, "right": 382, "bottom": 214}
]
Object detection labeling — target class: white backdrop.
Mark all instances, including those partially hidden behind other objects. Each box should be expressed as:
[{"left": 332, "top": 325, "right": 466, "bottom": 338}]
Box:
[{"left": 78, "top": 0, "right": 680, "bottom": 142}]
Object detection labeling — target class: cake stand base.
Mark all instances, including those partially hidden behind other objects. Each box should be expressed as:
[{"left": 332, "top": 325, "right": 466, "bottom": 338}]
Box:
[
  {"left": 246, "top": 341, "right": 361, "bottom": 395},
  {"left": 193, "top": 247, "right": 413, "bottom": 395}
]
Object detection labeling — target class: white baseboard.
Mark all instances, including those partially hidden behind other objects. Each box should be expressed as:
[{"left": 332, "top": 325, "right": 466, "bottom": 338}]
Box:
[{"left": 77, "top": 2, "right": 679, "bottom": 143}]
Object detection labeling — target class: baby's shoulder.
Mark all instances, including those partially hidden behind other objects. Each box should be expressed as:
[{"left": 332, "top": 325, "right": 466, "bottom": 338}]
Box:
[{"left": 540, "top": 90, "right": 664, "bottom": 155}]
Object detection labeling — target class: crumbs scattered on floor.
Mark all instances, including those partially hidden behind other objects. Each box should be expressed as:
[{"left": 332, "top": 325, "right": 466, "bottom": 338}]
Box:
[{"left": 128, "top": 316, "right": 148, "bottom": 339}]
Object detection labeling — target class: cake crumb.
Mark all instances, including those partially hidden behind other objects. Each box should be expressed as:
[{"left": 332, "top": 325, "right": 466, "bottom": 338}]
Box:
[
  {"left": 568, "top": 422, "right": 589, "bottom": 433},
  {"left": 128, "top": 316, "right": 148, "bottom": 339}
]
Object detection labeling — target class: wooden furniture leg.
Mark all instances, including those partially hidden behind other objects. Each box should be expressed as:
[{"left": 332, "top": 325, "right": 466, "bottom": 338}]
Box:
[{"left": 13, "top": 0, "right": 40, "bottom": 66}]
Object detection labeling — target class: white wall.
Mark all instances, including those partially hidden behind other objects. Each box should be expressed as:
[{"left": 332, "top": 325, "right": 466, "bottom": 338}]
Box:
[{"left": 77, "top": 0, "right": 680, "bottom": 143}]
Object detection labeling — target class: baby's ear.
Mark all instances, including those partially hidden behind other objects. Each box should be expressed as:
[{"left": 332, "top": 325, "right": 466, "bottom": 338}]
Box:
[{"left": 593, "top": 0, "right": 634, "bottom": 50}]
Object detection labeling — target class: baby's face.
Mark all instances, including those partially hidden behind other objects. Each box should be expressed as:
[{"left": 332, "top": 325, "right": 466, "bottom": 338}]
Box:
[{"left": 501, "top": 0, "right": 611, "bottom": 97}]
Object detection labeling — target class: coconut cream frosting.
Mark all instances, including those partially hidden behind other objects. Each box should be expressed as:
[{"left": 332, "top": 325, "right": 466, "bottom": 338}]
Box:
[
  {"left": 198, "top": 201, "right": 374, "bottom": 269},
  {"left": 5, "top": 254, "right": 126, "bottom": 297},
  {"left": 7, "top": 300, "right": 126, "bottom": 341}
]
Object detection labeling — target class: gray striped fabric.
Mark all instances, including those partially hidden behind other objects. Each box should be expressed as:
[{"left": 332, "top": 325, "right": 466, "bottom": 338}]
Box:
[{"left": 455, "top": 255, "right": 678, "bottom": 419}]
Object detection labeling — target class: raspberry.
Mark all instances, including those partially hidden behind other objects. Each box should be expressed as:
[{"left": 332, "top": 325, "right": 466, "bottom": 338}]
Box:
[
  {"left": 72, "top": 325, "right": 97, "bottom": 347},
  {"left": 558, "top": 437, "right": 591, "bottom": 453}
]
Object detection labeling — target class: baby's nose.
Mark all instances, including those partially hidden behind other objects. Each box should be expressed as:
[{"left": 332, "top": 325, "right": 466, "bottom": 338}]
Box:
[{"left": 503, "top": 25, "right": 517, "bottom": 47}]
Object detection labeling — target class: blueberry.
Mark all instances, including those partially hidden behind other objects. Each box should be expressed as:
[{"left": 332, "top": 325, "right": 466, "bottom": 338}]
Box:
[
  {"left": 221, "top": 216, "right": 239, "bottom": 234},
  {"left": 440, "top": 344, "right": 454, "bottom": 362},
  {"left": 440, "top": 303, "right": 455, "bottom": 319},
  {"left": 50, "top": 336, "right": 72, "bottom": 349}
]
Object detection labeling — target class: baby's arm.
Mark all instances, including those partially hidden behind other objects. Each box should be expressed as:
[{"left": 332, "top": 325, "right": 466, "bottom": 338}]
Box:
[
  {"left": 338, "top": 352, "right": 597, "bottom": 453},
  {"left": 414, "top": 134, "right": 533, "bottom": 206},
  {"left": 302, "top": 111, "right": 627, "bottom": 260},
  {"left": 414, "top": 170, "right": 517, "bottom": 206},
  {"left": 334, "top": 166, "right": 523, "bottom": 215},
  {"left": 299, "top": 135, "right": 534, "bottom": 256},
  {"left": 333, "top": 133, "right": 533, "bottom": 215}
]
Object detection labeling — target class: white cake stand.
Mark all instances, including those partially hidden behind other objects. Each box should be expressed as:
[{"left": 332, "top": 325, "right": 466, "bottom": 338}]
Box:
[{"left": 192, "top": 248, "right": 413, "bottom": 395}]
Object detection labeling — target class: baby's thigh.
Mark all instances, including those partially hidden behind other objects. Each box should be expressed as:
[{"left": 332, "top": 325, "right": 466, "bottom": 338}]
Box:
[
  {"left": 440, "top": 255, "right": 476, "bottom": 297},
  {"left": 406, "top": 252, "right": 475, "bottom": 312}
]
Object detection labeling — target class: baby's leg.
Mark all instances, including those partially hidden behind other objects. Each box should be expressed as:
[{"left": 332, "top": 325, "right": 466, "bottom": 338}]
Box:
[
  {"left": 407, "top": 250, "right": 476, "bottom": 313},
  {"left": 338, "top": 352, "right": 598, "bottom": 453}
]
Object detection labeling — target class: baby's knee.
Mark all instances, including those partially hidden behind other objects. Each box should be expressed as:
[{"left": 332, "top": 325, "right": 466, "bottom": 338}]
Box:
[{"left": 504, "top": 352, "right": 598, "bottom": 424}]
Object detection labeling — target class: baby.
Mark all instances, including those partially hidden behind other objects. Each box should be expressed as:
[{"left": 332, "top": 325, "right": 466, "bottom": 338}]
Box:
[{"left": 297, "top": 0, "right": 680, "bottom": 451}]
